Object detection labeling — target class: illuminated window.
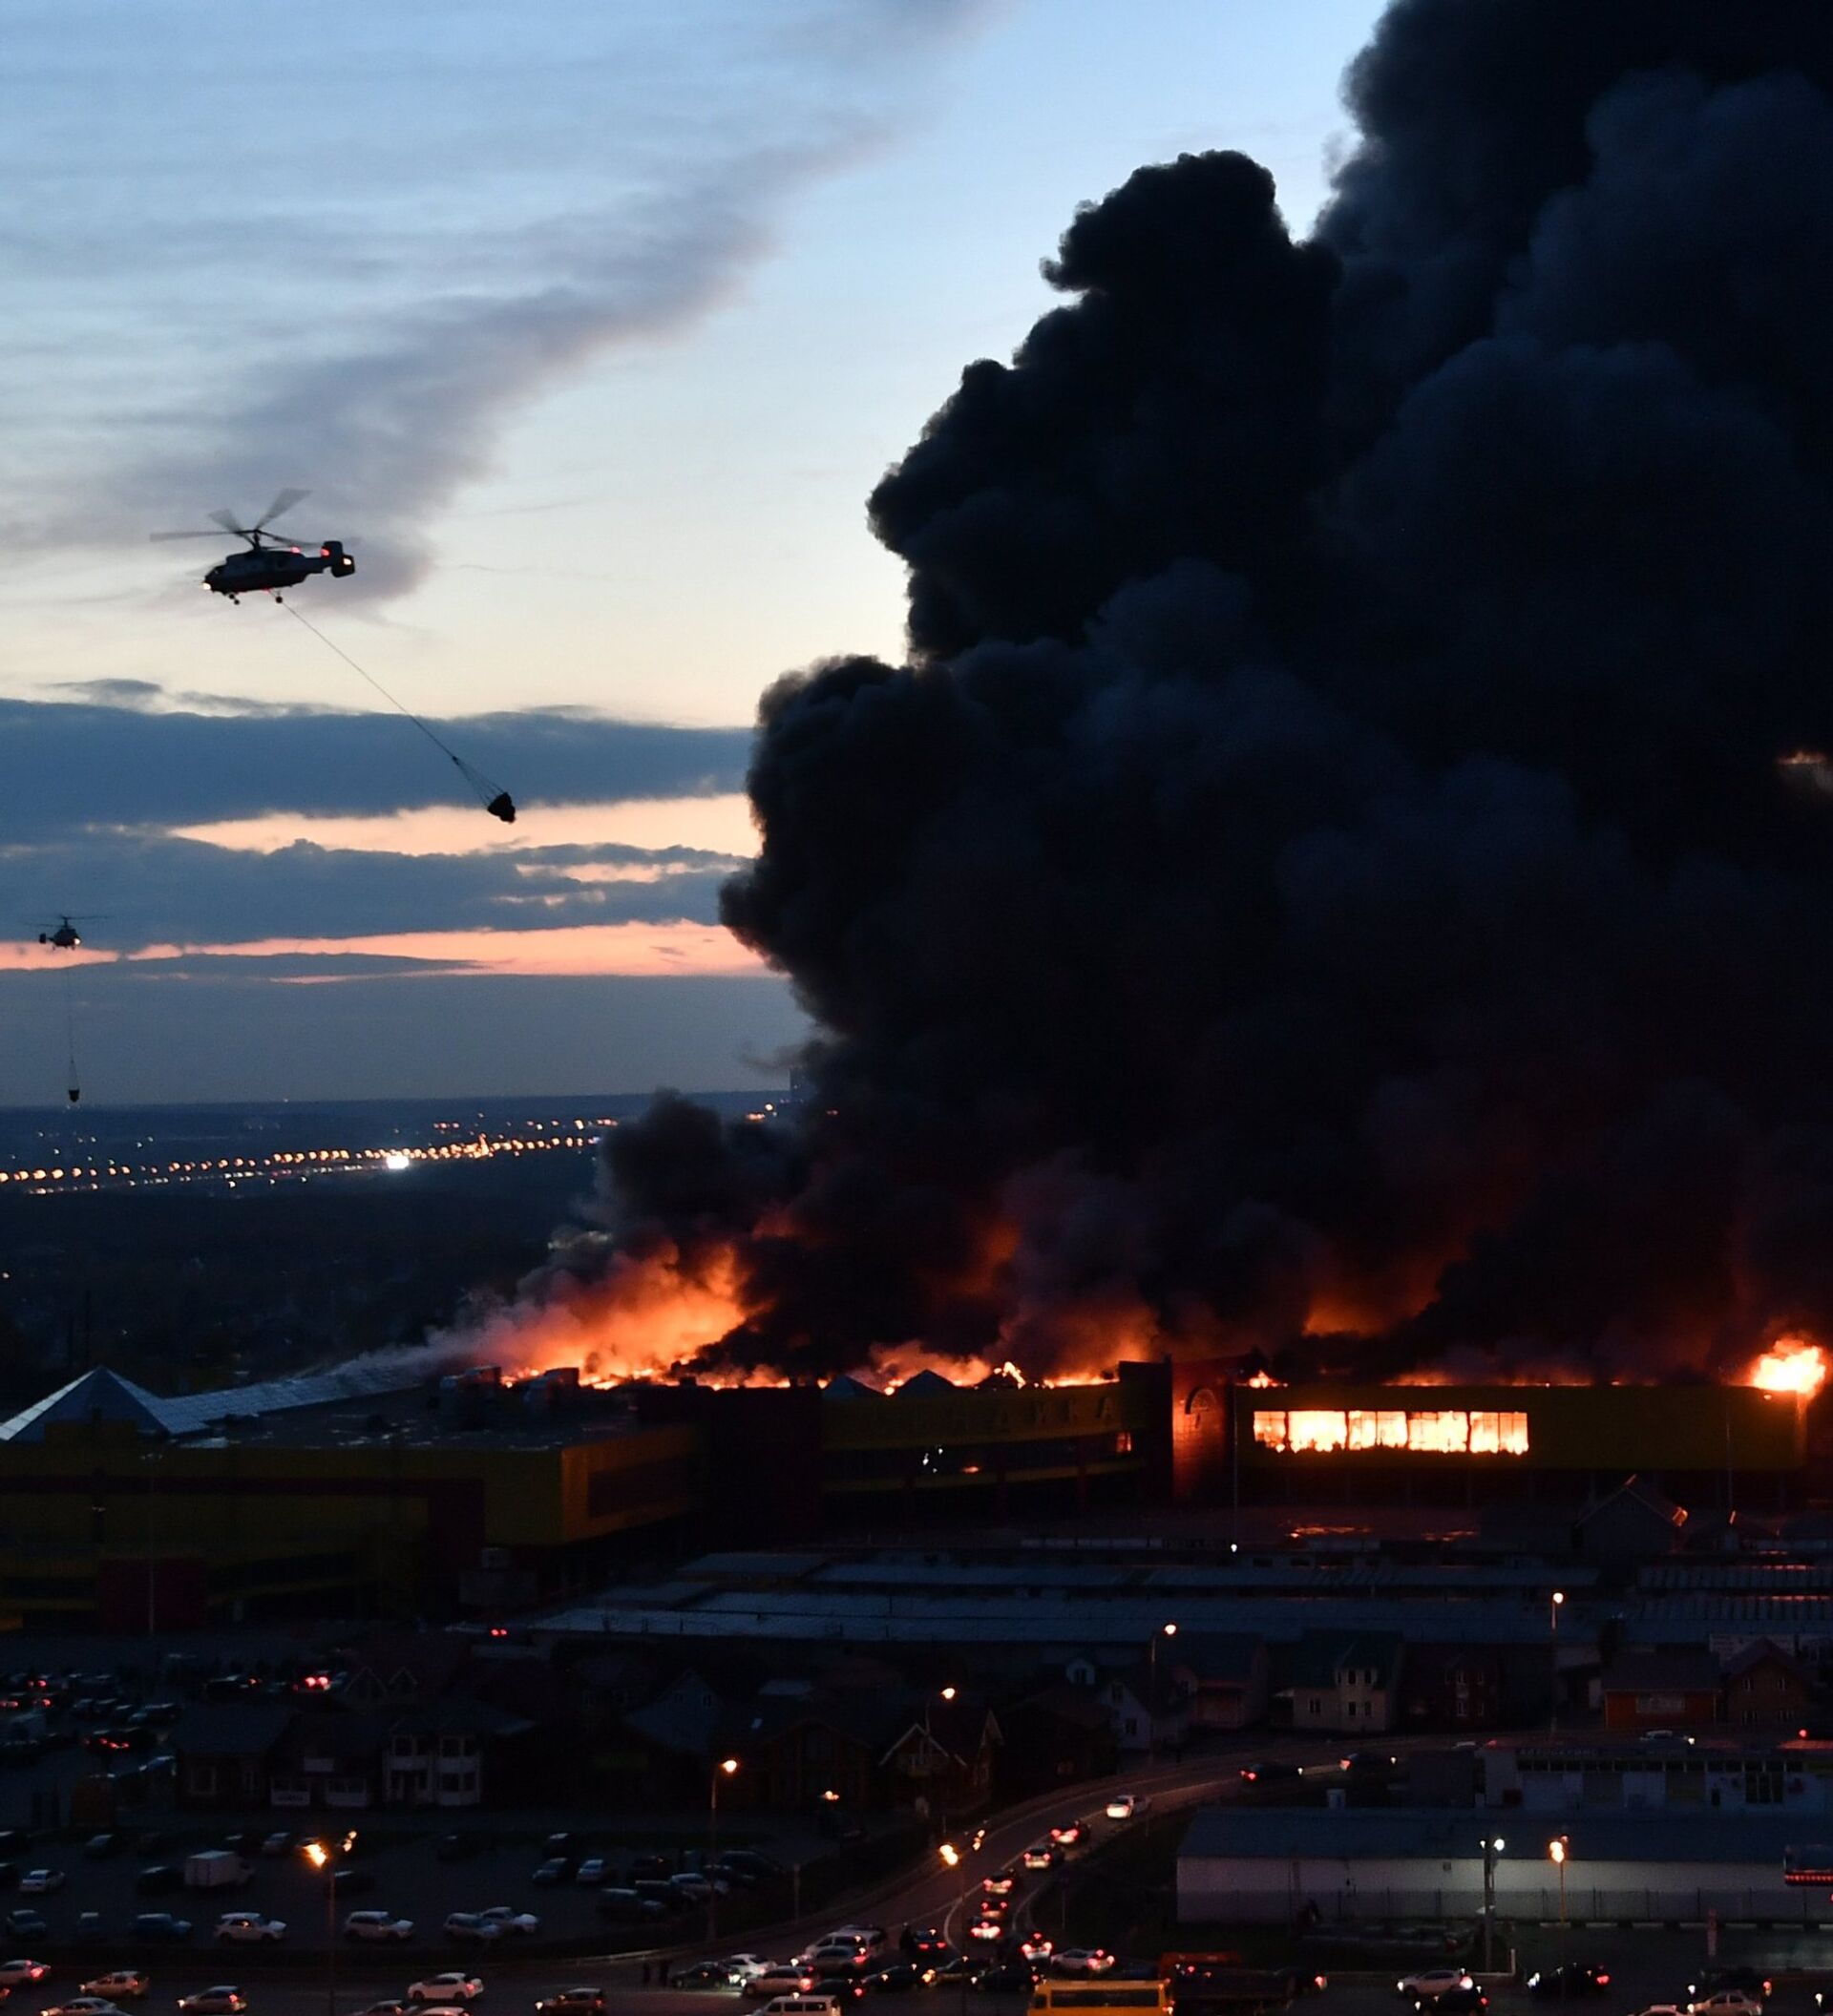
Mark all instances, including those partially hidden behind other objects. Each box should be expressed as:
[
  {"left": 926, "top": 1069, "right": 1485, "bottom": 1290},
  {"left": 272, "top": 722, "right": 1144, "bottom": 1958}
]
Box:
[{"left": 1254, "top": 1405, "right": 1530, "bottom": 1455}]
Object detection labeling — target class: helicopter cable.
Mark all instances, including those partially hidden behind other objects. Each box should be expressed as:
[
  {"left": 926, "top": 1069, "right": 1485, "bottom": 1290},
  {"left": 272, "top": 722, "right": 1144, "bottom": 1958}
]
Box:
[
  {"left": 279, "top": 601, "right": 516, "bottom": 823},
  {"left": 61, "top": 959, "right": 80, "bottom": 1106}
]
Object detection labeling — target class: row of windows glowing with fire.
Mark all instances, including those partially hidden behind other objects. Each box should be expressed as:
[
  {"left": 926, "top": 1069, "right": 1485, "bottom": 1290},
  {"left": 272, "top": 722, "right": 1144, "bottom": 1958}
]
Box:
[{"left": 1253, "top": 1409, "right": 1530, "bottom": 1455}]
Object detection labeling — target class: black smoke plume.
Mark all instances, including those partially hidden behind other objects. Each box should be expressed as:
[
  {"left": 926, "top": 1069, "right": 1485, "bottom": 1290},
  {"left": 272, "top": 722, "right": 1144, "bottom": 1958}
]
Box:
[{"left": 600, "top": 1, "right": 1833, "bottom": 1381}]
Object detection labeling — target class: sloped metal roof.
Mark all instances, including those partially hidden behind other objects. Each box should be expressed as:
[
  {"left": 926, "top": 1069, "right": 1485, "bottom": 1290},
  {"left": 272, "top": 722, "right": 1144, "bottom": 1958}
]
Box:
[{"left": 0, "top": 1367, "right": 171, "bottom": 1442}]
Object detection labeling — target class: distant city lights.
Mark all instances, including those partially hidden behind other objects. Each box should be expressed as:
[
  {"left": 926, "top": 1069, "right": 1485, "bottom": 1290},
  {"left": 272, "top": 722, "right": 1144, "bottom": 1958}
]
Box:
[{"left": 0, "top": 1116, "right": 617, "bottom": 1196}]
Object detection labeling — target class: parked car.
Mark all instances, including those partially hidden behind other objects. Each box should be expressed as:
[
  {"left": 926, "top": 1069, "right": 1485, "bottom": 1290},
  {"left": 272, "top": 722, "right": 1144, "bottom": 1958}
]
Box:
[
  {"left": 344, "top": 1912, "right": 412, "bottom": 1943},
  {"left": 442, "top": 1916, "right": 502, "bottom": 1945},
  {"left": 597, "top": 1891, "right": 665, "bottom": 1924},
  {"left": 74, "top": 1916, "right": 105, "bottom": 1947},
  {"left": 535, "top": 1992, "right": 608, "bottom": 2016},
  {"left": 1398, "top": 1974, "right": 1477, "bottom": 2002},
  {"left": 330, "top": 1868, "right": 375, "bottom": 1897},
  {"left": 1692, "top": 1978, "right": 1771, "bottom": 2006},
  {"left": 574, "top": 1859, "right": 606, "bottom": 1888},
  {"left": 1688, "top": 1998, "right": 1760, "bottom": 2016},
  {"left": 409, "top": 1977, "right": 484, "bottom": 2005},
  {"left": 745, "top": 1971, "right": 816, "bottom": 2001},
  {"left": 434, "top": 1837, "right": 476, "bottom": 1864},
  {"left": 260, "top": 1834, "right": 293, "bottom": 1858},
  {"left": 215, "top": 1914, "right": 284, "bottom": 1945},
  {"left": 177, "top": 1992, "right": 245, "bottom": 2015},
  {"left": 0, "top": 1963, "right": 49, "bottom": 1986},
  {"left": 353, "top": 2004, "right": 411, "bottom": 2016},
  {"left": 972, "top": 1966, "right": 1036, "bottom": 1996},
  {"left": 1419, "top": 1991, "right": 1487, "bottom": 2016},
  {"left": 82, "top": 1837, "right": 119, "bottom": 1861},
  {"left": 41, "top": 1997, "right": 121, "bottom": 2016},
  {"left": 674, "top": 1964, "right": 741, "bottom": 1991},
  {"left": 477, "top": 1907, "right": 538, "bottom": 1937},
  {"left": 136, "top": 1868, "right": 182, "bottom": 1898},
  {"left": 5, "top": 1915, "right": 47, "bottom": 1942},
  {"left": 18, "top": 1872, "right": 63, "bottom": 1895},
  {"left": 131, "top": 1915, "right": 194, "bottom": 1944},
  {"left": 81, "top": 1974, "right": 150, "bottom": 2001},
  {"left": 531, "top": 1858, "right": 572, "bottom": 1887},
  {"left": 1528, "top": 1967, "right": 1611, "bottom": 2002},
  {"left": 862, "top": 1964, "right": 926, "bottom": 1994}
]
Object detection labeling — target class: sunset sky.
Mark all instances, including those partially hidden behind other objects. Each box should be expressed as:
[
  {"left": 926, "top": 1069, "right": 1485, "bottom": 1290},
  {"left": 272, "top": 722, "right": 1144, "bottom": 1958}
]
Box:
[{"left": 1, "top": 0, "right": 1381, "bottom": 1102}]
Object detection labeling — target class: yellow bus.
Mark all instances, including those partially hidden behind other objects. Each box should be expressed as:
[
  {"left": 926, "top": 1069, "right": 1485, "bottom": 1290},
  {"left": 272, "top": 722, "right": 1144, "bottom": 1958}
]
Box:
[{"left": 1028, "top": 1985, "right": 1172, "bottom": 2016}]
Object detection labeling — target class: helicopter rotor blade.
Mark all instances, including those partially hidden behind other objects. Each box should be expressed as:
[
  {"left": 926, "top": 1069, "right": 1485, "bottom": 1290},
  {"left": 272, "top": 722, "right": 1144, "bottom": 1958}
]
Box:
[
  {"left": 148, "top": 529, "right": 226, "bottom": 542},
  {"left": 255, "top": 488, "right": 308, "bottom": 531},
  {"left": 209, "top": 508, "right": 247, "bottom": 537}
]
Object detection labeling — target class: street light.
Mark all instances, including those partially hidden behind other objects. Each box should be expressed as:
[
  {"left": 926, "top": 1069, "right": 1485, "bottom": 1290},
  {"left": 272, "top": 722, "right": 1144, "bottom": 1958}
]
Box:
[
  {"left": 1480, "top": 1836, "right": 1504, "bottom": 1975},
  {"left": 1549, "top": 1591, "right": 1566, "bottom": 1735},
  {"left": 1549, "top": 1836, "right": 1569, "bottom": 1928},
  {"left": 1148, "top": 1622, "right": 1179, "bottom": 1767},
  {"left": 301, "top": 1833, "right": 355, "bottom": 2016},
  {"left": 708, "top": 1756, "right": 740, "bottom": 1942}
]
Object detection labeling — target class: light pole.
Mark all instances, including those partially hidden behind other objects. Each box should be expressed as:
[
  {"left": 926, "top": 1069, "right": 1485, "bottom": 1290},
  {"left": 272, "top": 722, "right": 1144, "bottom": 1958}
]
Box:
[
  {"left": 1549, "top": 1836, "right": 1568, "bottom": 1929},
  {"left": 1549, "top": 1591, "right": 1565, "bottom": 1735},
  {"left": 708, "top": 1756, "right": 739, "bottom": 1943},
  {"left": 1480, "top": 1835, "right": 1504, "bottom": 1975},
  {"left": 922, "top": 1685, "right": 959, "bottom": 1839},
  {"left": 302, "top": 1833, "right": 353, "bottom": 2016},
  {"left": 1148, "top": 1623, "right": 1178, "bottom": 1767},
  {"left": 939, "top": 1842, "right": 969, "bottom": 2016}
]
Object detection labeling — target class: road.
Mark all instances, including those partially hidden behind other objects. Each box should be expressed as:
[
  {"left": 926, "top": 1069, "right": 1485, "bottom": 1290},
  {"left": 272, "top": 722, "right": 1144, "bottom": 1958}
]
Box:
[{"left": 0, "top": 1732, "right": 1532, "bottom": 2016}]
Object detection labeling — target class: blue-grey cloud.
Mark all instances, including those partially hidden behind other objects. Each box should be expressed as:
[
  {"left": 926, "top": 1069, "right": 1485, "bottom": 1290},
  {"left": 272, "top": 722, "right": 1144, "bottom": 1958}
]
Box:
[
  {"left": 4, "top": 0, "right": 999, "bottom": 599},
  {"left": 7, "top": 830, "right": 743, "bottom": 951},
  {"left": 1, "top": 694, "right": 750, "bottom": 835}
]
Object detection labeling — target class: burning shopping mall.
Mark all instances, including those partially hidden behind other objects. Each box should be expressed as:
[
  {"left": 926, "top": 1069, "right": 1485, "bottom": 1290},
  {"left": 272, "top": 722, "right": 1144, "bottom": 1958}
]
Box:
[{"left": 0, "top": 1350, "right": 1819, "bottom": 1629}]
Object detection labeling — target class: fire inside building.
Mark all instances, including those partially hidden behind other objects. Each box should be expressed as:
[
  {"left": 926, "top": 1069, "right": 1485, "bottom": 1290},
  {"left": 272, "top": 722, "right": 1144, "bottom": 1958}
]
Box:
[{"left": 0, "top": 1355, "right": 1816, "bottom": 1630}]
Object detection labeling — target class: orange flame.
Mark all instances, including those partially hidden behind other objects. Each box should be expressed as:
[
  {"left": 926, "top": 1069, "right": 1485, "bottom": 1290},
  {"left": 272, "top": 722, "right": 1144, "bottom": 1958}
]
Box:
[{"left": 1746, "top": 1336, "right": 1829, "bottom": 1397}]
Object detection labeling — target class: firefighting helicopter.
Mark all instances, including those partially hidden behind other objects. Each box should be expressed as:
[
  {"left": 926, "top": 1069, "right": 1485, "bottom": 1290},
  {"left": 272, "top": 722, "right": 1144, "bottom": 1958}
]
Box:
[
  {"left": 148, "top": 485, "right": 516, "bottom": 823},
  {"left": 37, "top": 914, "right": 103, "bottom": 951},
  {"left": 148, "top": 489, "right": 354, "bottom": 602}
]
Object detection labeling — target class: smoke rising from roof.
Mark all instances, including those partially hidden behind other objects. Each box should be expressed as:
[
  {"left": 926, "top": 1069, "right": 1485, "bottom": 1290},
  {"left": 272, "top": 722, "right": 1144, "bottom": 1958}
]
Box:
[{"left": 532, "top": 1, "right": 1833, "bottom": 1384}]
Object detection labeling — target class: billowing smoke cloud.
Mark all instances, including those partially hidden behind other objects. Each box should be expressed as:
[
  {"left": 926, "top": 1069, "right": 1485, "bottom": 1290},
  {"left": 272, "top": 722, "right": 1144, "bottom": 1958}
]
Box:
[{"left": 545, "top": 1, "right": 1833, "bottom": 1382}]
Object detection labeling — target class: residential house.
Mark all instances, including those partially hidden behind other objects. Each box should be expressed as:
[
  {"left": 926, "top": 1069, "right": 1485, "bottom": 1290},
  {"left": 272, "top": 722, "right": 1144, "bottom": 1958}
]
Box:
[
  {"left": 1575, "top": 1478, "right": 1688, "bottom": 1576},
  {"left": 1724, "top": 1640, "right": 1815, "bottom": 1731},
  {"left": 741, "top": 1689, "right": 894, "bottom": 1811},
  {"left": 1288, "top": 1634, "right": 1404, "bottom": 1734},
  {"left": 267, "top": 1711, "right": 389, "bottom": 1811},
  {"left": 379, "top": 1698, "right": 537, "bottom": 1808},
  {"left": 1170, "top": 1635, "right": 1268, "bottom": 1731},
  {"left": 1401, "top": 1646, "right": 1506, "bottom": 1730},
  {"left": 338, "top": 1632, "right": 472, "bottom": 1708},
  {"left": 997, "top": 1685, "right": 1116, "bottom": 1798},
  {"left": 611, "top": 1668, "right": 730, "bottom": 1805},
  {"left": 171, "top": 1702, "right": 294, "bottom": 1811},
  {"left": 1100, "top": 1661, "right": 1191, "bottom": 1755},
  {"left": 879, "top": 1696, "right": 1001, "bottom": 1823},
  {"left": 1601, "top": 1648, "right": 1721, "bottom": 1732}
]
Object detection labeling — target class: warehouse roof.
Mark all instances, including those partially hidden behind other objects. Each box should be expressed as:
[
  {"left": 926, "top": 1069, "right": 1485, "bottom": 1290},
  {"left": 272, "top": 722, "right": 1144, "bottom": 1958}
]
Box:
[{"left": 1179, "top": 1806, "right": 1822, "bottom": 1865}]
